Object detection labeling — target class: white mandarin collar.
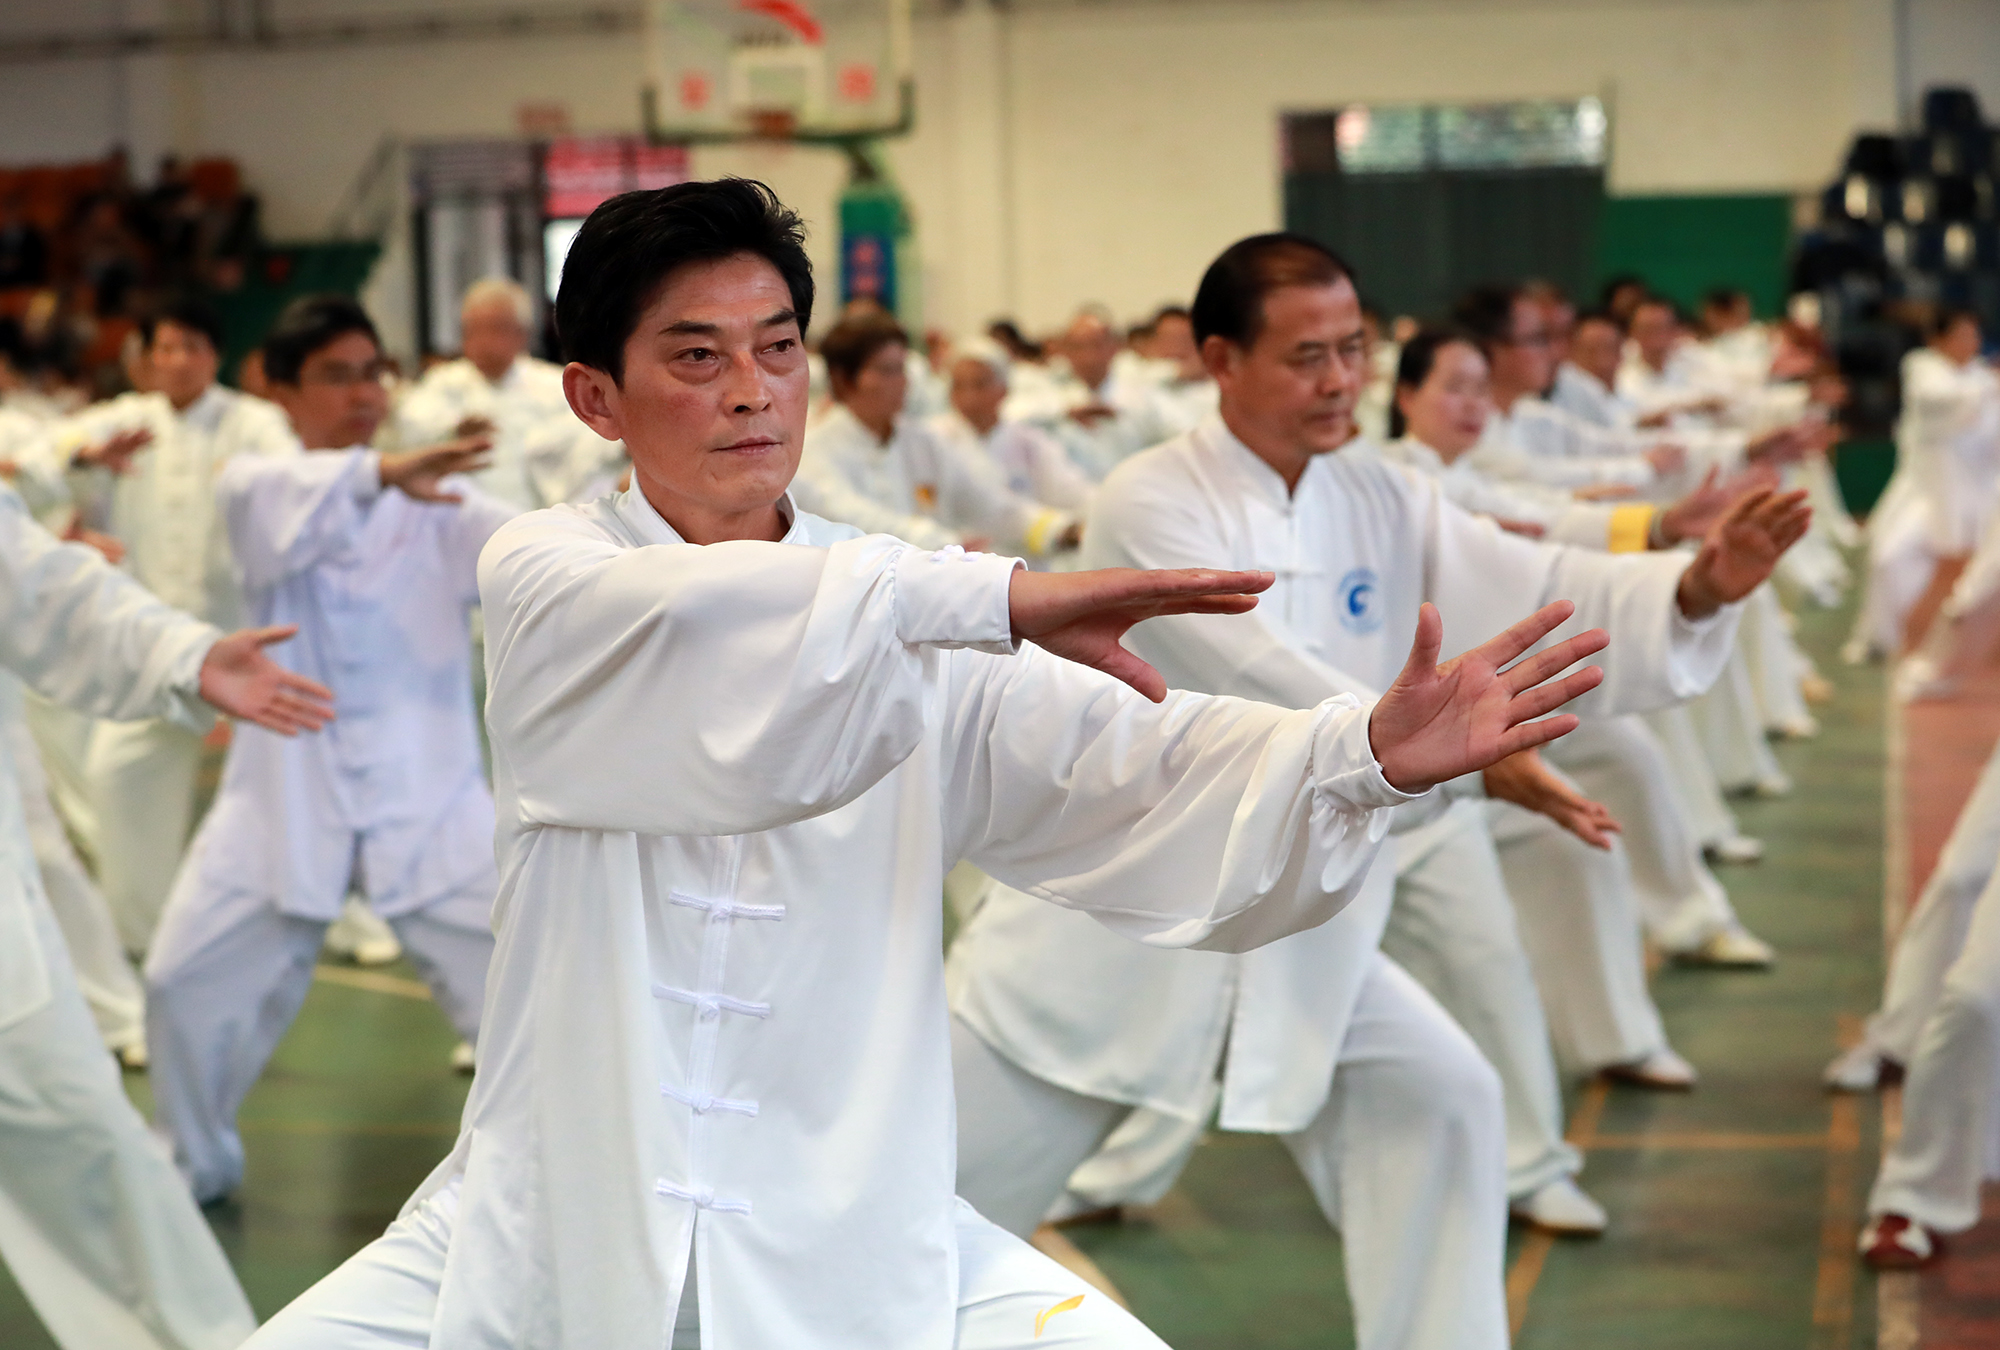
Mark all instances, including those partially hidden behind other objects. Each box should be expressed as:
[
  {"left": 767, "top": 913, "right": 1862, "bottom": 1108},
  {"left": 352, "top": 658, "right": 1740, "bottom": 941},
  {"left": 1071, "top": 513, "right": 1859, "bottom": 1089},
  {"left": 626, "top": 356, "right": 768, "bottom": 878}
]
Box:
[
  {"left": 1201, "top": 417, "right": 1334, "bottom": 511},
  {"left": 1385, "top": 436, "right": 1448, "bottom": 477},
  {"left": 178, "top": 383, "right": 231, "bottom": 434},
  {"left": 614, "top": 479, "right": 804, "bottom": 548}
]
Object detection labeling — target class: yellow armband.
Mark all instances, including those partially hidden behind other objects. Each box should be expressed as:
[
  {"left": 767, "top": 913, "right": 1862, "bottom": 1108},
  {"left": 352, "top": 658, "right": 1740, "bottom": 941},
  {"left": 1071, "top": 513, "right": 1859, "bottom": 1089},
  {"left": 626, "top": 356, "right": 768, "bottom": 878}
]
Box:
[{"left": 1607, "top": 504, "right": 1656, "bottom": 554}]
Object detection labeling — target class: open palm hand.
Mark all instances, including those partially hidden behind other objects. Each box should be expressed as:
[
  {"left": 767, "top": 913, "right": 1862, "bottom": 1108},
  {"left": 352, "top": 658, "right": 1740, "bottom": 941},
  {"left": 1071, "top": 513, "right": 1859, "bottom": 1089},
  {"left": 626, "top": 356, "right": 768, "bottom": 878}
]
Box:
[
  {"left": 1369, "top": 601, "right": 1608, "bottom": 794},
  {"left": 1009, "top": 566, "right": 1274, "bottom": 702}
]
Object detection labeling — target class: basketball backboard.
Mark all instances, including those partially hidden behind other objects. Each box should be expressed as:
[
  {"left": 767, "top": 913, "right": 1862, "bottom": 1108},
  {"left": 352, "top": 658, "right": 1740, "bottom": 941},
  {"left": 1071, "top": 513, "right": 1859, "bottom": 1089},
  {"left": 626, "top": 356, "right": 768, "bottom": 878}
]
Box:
[{"left": 643, "top": 0, "right": 912, "bottom": 144}]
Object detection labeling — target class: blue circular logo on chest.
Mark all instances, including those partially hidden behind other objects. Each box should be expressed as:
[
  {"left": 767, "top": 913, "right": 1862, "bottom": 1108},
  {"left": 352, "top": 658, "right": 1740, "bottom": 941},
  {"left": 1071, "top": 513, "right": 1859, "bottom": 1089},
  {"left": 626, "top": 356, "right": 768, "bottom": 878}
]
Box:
[{"left": 1336, "top": 567, "right": 1383, "bottom": 635}]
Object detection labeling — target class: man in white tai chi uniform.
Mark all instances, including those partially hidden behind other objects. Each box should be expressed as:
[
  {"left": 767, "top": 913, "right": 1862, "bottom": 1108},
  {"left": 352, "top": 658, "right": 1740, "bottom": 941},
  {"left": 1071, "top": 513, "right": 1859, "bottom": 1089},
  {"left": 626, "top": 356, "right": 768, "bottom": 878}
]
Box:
[
  {"left": 949, "top": 236, "right": 1808, "bottom": 1350},
  {"left": 57, "top": 297, "right": 298, "bottom": 952},
  {"left": 0, "top": 477, "right": 333, "bottom": 1350},
  {"left": 243, "top": 178, "right": 1608, "bottom": 1350},
  {"left": 146, "top": 294, "right": 514, "bottom": 1204}
]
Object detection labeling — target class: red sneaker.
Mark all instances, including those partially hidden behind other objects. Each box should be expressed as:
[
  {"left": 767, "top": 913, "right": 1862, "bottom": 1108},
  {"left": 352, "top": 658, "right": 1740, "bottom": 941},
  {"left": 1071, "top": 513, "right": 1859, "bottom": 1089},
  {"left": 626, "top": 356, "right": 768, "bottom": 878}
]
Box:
[{"left": 1859, "top": 1214, "right": 1940, "bottom": 1269}]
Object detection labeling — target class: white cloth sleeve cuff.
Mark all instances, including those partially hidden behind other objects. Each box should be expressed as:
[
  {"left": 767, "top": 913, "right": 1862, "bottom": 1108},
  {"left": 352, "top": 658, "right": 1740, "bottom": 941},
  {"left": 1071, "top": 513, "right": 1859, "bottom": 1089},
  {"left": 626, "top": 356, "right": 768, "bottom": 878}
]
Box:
[
  {"left": 1309, "top": 695, "right": 1427, "bottom": 811},
  {"left": 892, "top": 545, "right": 1023, "bottom": 654},
  {"left": 161, "top": 623, "right": 227, "bottom": 733},
  {"left": 355, "top": 450, "right": 385, "bottom": 501}
]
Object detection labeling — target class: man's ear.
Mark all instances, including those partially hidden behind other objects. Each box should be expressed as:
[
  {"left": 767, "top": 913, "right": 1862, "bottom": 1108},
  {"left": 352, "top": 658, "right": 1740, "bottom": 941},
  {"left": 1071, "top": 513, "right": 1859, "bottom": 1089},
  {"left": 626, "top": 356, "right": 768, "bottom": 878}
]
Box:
[
  {"left": 564, "top": 362, "right": 623, "bottom": 441},
  {"left": 1199, "top": 334, "right": 1236, "bottom": 384}
]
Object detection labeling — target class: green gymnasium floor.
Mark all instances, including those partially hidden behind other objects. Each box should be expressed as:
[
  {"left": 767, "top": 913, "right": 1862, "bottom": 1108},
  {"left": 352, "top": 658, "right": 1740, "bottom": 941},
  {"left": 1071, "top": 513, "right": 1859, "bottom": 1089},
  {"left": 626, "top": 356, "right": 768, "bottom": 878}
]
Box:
[{"left": 0, "top": 598, "right": 1898, "bottom": 1348}]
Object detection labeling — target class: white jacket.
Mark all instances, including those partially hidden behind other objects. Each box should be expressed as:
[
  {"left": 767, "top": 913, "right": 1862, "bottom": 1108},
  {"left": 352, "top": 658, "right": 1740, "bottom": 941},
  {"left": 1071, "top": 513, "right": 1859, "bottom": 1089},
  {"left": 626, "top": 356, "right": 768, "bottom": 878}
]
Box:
[
  {"left": 53, "top": 385, "right": 298, "bottom": 629},
  {"left": 949, "top": 420, "right": 1739, "bottom": 1135},
  {"left": 407, "top": 483, "right": 1415, "bottom": 1348},
  {"left": 193, "top": 449, "right": 518, "bottom": 921},
  {"left": 0, "top": 485, "right": 217, "bottom": 1029}
]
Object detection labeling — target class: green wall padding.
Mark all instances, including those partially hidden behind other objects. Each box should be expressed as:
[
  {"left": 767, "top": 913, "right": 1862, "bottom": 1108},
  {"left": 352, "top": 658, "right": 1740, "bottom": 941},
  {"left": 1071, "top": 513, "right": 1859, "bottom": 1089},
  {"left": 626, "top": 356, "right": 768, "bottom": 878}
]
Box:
[
  {"left": 212, "top": 241, "right": 382, "bottom": 382},
  {"left": 1833, "top": 437, "right": 1897, "bottom": 520},
  {"left": 1593, "top": 194, "right": 1793, "bottom": 318}
]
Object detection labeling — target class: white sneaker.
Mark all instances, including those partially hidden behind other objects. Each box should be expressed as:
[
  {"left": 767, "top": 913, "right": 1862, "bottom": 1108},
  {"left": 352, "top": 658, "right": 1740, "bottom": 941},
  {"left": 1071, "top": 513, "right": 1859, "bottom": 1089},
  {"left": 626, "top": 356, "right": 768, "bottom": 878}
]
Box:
[
  {"left": 1677, "top": 926, "right": 1775, "bottom": 969},
  {"left": 1749, "top": 773, "right": 1794, "bottom": 799},
  {"left": 1603, "top": 1048, "right": 1697, "bottom": 1090},
  {"left": 1705, "top": 836, "right": 1765, "bottom": 865},
  {"left": 1511, "top": 1177, "right": 1608, "bottom": 1236},
  {"left": 325, "top": 899, "right": 403, "bottom": 967},
  {"left": 1823, "top": 1041, "right": 1888, "bottom": 1093},
  {"left": 115, "top": 1037, "right": 148, "bottom": 1071},
  {"left": 1041, "top": 1189, "right": 1123, "bottom": 1227},
  {"left": 450, "top": 1041, "right": 476, "bottom": 1075},
  {"left": 1894, "top": 656, "right": 1960, "bottom": 704},
  {"left": 1771, "top": 715, "right": 1821, "bottom": 740}
]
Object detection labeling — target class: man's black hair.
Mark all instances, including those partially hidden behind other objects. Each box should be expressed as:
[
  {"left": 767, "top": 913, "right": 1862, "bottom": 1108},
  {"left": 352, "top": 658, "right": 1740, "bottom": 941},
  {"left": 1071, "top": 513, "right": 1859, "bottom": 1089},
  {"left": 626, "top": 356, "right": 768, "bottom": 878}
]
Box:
[
  {"left": 1451, "top": 284, "right": 1523, "bottom": 351},
  {"left": 1597, "top": 273, "right": 1648, "bottom": 310},
  {"left": 1191, "top": 233, "right": 1352, "bottom": 348},
  {"left": 1702, "top": 286, "right": 1749, "bottom": 311},
  {"left": 139, "top": 294, "right": 225, "bottom": 355},
  {"left": 820, "top": 312, "right": 910, "bottom": 388},
  {"left": 1933, "top": 304, "right": 1982, "bottom": 340},
  {"left": 555, "top": 178, "right": 813, "bottom": 383},
  {"left": 1388, "top": 325, "right": 1479, "bottom": 439},
  {"left": 263, "top": 294, "right": 380, "bottom": 385},
  {"left": 1572, "top": 306, "right": 1624, "bottom": 334}
]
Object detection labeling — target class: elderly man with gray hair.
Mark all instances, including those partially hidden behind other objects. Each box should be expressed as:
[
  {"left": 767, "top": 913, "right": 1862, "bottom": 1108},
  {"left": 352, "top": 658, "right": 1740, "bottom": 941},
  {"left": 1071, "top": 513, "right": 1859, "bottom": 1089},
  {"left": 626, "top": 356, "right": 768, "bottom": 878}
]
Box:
[{"left": 397, "top": 276, "right": 620, "bottom": 509}]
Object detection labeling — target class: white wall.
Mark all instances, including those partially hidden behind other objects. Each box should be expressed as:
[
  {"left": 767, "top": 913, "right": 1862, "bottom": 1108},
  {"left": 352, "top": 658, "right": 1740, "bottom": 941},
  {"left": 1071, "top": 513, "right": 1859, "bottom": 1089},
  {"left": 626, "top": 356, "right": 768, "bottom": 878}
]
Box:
[{"left": 0, "top": 0, "right": 1928, "bottom": 346}]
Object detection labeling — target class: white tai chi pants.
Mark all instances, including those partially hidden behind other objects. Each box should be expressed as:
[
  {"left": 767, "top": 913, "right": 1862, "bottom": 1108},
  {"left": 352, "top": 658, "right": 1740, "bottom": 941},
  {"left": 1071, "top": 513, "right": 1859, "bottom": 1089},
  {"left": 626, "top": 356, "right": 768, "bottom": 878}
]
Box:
[
  {"left": 1644, "top": 702, "right": 1744, "bottom": 853},
  {"left": 5, "top": 695, "right": 146, "bottom": 1052},
  {"left": 0, "top": 881, "right": 255, "bottom": 1350},
  {"left": 1864, "top": 739, "right": 2000, "bottom": 1066},
  {"left": 1555, "top": 715, "right": 1743, "bottom": 955},
  {"left": 1489, "top": 753, "right": 1670, "bottom": 1076},
  {"left": 145, "top": 865, "right": 493, "bottom": 1203},
  {"left": 1850, "top": 475, "right": 1940, "bottom": 659},
  {"left": 1868, "top": 856, "right": 2000, "bottom": 1231},
  {"left": 1061, "top": 804, "right": 1580, "bottom": 1210},
  {"left": 243, "top": 1176, "right": 1167, "bottom": 1349},
  {"left": 87, "top": 716, "right": 206, "bottom": 954},
  {"left": 1687, "top": 644, "right": 1791, "bottom": 797},
  {"left": 955, "top": 956, "right": 1509, "bottom": 1350}
]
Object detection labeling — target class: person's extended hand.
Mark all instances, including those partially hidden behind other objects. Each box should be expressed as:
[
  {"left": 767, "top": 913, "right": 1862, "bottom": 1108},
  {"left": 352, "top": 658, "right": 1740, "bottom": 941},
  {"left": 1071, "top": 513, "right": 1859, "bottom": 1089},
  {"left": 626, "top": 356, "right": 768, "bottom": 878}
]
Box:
[
  {"left": 1493, "top": 516, "right": 1547, "bottom": 538},
  {"left": 1009, "top": 566, "right": 1274, "bottom": 702},
  {"left": 379, "top": 435, "right": 493, "bottom": 504},
  {"left": 74, "top": 427, "right": 153, "bottom": 475},
  {"left": 61, "top": 516, "right": 126, "bottom": 564},
  {"left": 1368, "top": 600, "right": 1608, "bottom": 795},
  {"left": 1643, "top": 443, "right": 1687, "bottom": 478},
  {"left": 198, "top": 626, "right": 336, "bottom": 737},
  {"left": 1675, "top": 486, "right": 1812, "bottom": 619},
  {"left": 1656, "top": 463, "right": 1782, "bottom": 546},
  {"left": 1482, "top": 747, "right": 1621, "bottom": 849}
]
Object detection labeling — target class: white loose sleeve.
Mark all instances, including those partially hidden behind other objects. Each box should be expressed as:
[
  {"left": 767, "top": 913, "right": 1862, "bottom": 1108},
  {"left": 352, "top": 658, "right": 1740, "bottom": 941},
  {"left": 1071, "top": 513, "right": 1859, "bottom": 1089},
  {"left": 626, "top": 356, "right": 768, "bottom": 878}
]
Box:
[
  {"left": 218, "top": 448, "right": 380, "bottom": 590},
  {"left": 479, "top": 514, "right": 1020, "bottom": 836},
  {"left": 0, "top": 486, "right": 217, "bottom": 728},
  {"left": 940, "top": 644, "right": 1415, "bottom": 954}
]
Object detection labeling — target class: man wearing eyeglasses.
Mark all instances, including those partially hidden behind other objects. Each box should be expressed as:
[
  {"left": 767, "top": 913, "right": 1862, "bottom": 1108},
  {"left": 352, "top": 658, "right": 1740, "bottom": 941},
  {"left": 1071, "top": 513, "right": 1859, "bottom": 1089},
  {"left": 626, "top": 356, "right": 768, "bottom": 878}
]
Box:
[
  {"left": 46, "top": 297, "right": 301, "bottom": 958},
  {"left": 143, "top": 294, "right": 512, "bottom": 1206}
]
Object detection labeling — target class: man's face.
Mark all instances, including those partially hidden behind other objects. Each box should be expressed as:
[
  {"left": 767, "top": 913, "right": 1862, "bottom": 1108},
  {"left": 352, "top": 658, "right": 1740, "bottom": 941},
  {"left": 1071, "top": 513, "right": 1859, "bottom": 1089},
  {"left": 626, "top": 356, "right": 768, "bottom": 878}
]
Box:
[
  {"left": 1938, "top": 316, "right": 1984, "bottom": 366},
  {"left": 1064, "top": 317, "right": 1121, "bottom": 390},
  {"left": 1208, "top": 277, "right": 1367, "bottom": 459},
  {"left": 1487, "top": 297, "right": 1554, "bottom": 395},
  {"left": 836, "top": 340, "right": 910, "bottom": 430},
  {"left": 1544, "top": 300, "right": 1576, "bottom": 365},
  {"left": 1630, "top": 302, "right": 1678, "bottom": 369},
  {"left": 949, "top": 357, "right": 1007, "bottom": 432},
  {"left": 461, "top": 299, "right": 528, "bottom": 380},
  {"left": 1570, "top": 318, "right": 1623, "bottom": 387},
  {"left": 147, "top": 321, "right": 218, "bottom": 410},
  {"left": 566, "top": 252, "right": 807, "bottom": 528},
  {"left": 1153, "top": 314, "right": 1203, "bottom": 380},
  {"left": 272, "top": 330, "right": 390, "bottom": 450}
]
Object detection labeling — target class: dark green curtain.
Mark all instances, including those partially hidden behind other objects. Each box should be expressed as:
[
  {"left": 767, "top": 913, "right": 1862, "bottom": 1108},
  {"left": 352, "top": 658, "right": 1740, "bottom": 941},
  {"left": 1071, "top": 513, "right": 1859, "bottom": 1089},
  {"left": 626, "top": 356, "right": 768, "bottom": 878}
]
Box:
[{"left": 1285, "top": 166, "right": 1604, "bottom": 322}]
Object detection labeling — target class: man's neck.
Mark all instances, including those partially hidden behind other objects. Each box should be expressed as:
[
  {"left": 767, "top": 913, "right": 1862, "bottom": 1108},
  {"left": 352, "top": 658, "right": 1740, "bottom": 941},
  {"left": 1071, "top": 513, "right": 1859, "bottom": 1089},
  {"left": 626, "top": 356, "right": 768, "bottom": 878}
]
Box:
[
  {"left": 1489, "top": 381, "right": 1530, "bottom": 414},
  {"left": 636, "top": 472, "right": 787, "bottom": 546},
  {"left": 473, "top": 356, "right": 514, "bottom": 385},
  {"left": 1219, "top": 408, "right": 1317, "bottom": 495},
  {"left": 847, "top": 403, "right": 895, "bottom": 444},
  {"left": 168, "top": 384, "right": 211, "bottom": 413},
  {"left": 964, "top": 409, "right": 998, "bottom": 436}
]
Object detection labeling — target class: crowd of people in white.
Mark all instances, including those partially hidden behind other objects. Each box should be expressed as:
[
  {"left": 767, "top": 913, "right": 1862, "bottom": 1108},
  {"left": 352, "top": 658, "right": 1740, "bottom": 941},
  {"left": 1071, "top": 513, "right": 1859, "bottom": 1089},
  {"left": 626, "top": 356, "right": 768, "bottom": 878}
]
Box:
[{"left": 0, "top": 173, "right": 1992, "bottom": 1349}]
